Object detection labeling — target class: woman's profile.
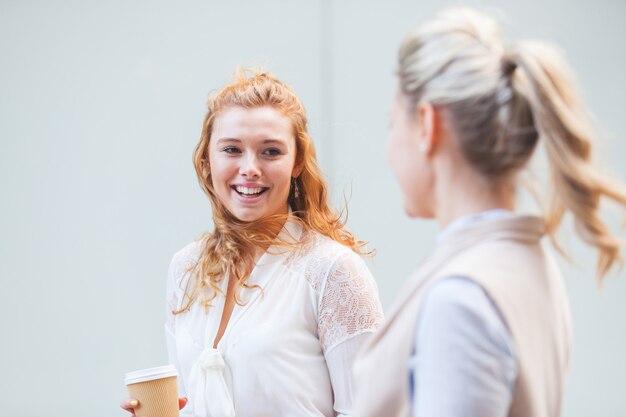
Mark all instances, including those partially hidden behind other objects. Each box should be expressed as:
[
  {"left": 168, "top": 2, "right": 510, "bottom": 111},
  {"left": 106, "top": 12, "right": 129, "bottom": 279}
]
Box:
[{"left": 353, "top": 7, "right": 626, "bottom": 417}]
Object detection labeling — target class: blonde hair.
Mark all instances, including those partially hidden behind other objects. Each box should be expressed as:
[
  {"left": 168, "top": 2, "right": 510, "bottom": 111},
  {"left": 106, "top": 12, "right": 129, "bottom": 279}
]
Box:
[
  {"left": 397, "top": 7, "right": 626, "bottom": 279},
  {"left": 176, "top": 69, "right": 367, "bottom": 313}
]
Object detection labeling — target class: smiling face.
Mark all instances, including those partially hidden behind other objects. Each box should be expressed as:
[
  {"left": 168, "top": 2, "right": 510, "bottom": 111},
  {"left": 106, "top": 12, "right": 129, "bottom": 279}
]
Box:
[{"left": 208, "top": 106, "right": 300, "bottom": 222}]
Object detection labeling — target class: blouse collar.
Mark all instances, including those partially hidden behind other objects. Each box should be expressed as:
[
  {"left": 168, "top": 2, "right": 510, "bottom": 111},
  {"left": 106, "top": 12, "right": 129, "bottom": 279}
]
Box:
[{"left": 437, "top": 209, "right": 514, "bottom": 243}]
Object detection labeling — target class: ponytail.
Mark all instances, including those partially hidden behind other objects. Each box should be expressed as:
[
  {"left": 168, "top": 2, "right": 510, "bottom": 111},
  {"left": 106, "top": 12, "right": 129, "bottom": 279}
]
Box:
[
  {"left": 397, "top": 7, "right": 626, "bottom": 280},
  {"left": 510, "top": 41, "right": 626, "bottom": 279}
]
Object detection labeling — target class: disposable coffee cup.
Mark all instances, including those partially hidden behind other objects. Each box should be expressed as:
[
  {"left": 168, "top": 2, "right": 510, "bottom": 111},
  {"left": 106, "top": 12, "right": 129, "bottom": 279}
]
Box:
[{"left": 125, "top": 365, "right": 179, "bottom": 417}]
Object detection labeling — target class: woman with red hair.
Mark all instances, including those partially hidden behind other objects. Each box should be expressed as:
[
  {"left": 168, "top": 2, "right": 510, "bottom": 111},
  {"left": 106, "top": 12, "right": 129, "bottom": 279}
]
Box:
[{"left": 123, "top": 70, "right": 383, "bottom": 417}]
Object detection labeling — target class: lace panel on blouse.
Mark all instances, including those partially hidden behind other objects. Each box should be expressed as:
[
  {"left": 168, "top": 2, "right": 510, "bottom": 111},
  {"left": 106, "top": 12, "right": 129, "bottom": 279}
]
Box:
[
  {"left": 316, "top": 252, "right": 383, "bottom": 353},
  {"left": 289, "top": 234, "right": 383, "bottom": 354}
]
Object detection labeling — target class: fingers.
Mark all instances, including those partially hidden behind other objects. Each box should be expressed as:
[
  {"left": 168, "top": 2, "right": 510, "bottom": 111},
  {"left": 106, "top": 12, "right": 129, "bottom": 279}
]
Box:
[
  {"left": 121, "top": 397, "right": 183, "bottom": 415},
  {"left": 120, "top": 398, "right": 139, "bottom": 415}
]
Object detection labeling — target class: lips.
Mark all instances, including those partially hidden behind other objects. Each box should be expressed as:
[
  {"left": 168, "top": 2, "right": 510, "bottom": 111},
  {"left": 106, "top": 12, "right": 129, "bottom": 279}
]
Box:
[{"left": 231, "top": 184, "right": 269, "bottom": 198}]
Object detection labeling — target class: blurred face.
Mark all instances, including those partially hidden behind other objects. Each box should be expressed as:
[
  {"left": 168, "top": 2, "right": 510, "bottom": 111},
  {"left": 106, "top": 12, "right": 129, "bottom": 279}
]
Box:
[
  {"left": 386, "top": 90, "right": 435, "bottom": 218},
  {"left": 208, "top": 106, "right": 300, "bottom": 222}
]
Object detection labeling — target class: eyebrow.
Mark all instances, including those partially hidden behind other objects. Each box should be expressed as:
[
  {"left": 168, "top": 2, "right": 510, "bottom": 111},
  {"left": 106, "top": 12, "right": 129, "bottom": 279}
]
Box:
[{"left": 215, "top": 138, "right": 287, "bottom": 145}]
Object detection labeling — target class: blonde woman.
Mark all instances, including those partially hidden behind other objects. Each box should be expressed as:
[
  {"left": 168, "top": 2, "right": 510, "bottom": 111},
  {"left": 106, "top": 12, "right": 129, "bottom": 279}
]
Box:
[
  {"left": 353, "top": 7, "right": 626, "bottom": 417},
  {"left": 122, "top": 71, "right": 383, "bottom": 417}
]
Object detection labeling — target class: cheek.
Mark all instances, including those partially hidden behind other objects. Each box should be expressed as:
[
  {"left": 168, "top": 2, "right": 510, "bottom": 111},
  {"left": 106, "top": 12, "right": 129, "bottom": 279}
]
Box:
[
  {"left": 273, "top": 163, "right": 297, "bottom": 202},
  {"left": 387, "top": 129, "right": 415, "bottom": 180},
  {"left": 386, "top": 129, "right": 403, "bottom": 170},
  {"left": 385, "top": 127, "right": 398, "bottom": 168},
  {"left": 273, "top": 163, "right": 296, "bottom": 190},
  {"left": 207, "top": 154, "right": 233, "bottom": 191},
  {"left": 387, "top": 135, "right": 431, "bottom": 215}
]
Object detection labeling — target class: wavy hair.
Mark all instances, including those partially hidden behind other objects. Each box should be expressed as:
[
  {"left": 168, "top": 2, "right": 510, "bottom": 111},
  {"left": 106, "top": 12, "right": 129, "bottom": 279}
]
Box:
[
  {"left": 175, "top": 69, "right": 367, "bottom": 314},
  {"left": 397, "top": 7, "right": 626, "bottom": 280}
]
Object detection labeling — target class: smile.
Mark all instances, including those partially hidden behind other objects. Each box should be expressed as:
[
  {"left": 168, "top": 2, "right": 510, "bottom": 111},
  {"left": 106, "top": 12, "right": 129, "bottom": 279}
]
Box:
[{"left": 231, "top": 185, "right": 269, "bottom": 197}]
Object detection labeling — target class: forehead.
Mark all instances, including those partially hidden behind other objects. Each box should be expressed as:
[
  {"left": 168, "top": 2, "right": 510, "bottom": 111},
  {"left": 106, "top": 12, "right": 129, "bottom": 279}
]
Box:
[{"left": 211, "top": 106, "right": 294, "bottom": 144}]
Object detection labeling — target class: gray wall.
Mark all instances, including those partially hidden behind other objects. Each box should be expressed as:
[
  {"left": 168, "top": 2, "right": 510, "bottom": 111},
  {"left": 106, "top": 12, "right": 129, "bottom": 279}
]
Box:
[{"left": 1, "top": 1, "right": 624, "bottom": 416}]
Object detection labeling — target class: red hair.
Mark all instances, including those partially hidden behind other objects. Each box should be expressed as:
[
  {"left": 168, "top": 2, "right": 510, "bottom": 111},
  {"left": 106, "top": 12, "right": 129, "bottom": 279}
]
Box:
[{"left": 176, "top": 69, "right": 368, "bottom": 313}]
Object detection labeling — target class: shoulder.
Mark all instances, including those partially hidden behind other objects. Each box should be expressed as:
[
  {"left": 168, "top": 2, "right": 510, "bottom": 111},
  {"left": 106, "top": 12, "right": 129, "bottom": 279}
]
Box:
[
  {"left": 305, "top": 230, "right": 356, "bottom": 258},
  {"left": 166, "top": 240, "right": 203, "bottom": 308},
  {"left": 307, "top": 234, "right": 383, "bottom": 352},
  {"left": 423, "top": 277, "right": 489, "bottom": 312},
  {"left": 418, "top": 276, "right": 513, "bottom": 354},
  {"left": 290, "top": 230, "right": 370, "bottom": 288},
  {"left": 168, "top": 239, "right": 203, "bottom": 279}
]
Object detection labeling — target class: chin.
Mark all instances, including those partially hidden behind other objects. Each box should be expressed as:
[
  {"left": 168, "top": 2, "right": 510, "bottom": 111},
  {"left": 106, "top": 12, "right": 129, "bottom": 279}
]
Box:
[
  {"left": 404, "top": 202, "right": 434, "bottom": 219},
  {"left": 234, "top": 214, "right": 260, "bottom": 223},
  {"left": 228, "top": 208, "right": 264, "bottom": 223},
  {"left": 404, "top": 208, "right": 421, "bottom": 219}
]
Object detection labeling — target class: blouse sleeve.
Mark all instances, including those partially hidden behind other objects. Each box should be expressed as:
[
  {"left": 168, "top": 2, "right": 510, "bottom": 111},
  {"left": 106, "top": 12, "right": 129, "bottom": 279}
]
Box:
[
  {"left": 324, "top": 332, "right": 372, "bottom": 416},
  {"left": 410, "top": 276, "right": 517, "bottom": 417},
  {"left": 318, "top": 252, "right": 384, "bottom": 416},
  {"left": 165, "top": 256, "right": 179, "bottom": 333},
  {"left": 165, "top": 253, "right": 188, "bottom": 397}
]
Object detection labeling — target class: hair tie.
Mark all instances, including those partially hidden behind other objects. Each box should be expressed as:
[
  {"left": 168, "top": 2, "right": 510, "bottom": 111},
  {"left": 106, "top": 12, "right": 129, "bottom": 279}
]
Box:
[{"left": 501, "top": 56, "right": 518, "bottom": 78}]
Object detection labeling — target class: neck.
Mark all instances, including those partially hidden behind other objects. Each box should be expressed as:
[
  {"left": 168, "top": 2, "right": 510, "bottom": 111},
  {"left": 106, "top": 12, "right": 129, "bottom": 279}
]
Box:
[
  {"left": 434, "top": 169, "right": 515, "bottom": 230},
  {"left": 244, "top": 209, "right": 292, "bottom": 265}
]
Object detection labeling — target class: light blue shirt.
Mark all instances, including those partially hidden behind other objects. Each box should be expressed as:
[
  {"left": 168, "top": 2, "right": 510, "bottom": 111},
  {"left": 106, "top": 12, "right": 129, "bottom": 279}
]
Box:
[{"left": 409, "top": 210, "right": 518, "bottom": 417}]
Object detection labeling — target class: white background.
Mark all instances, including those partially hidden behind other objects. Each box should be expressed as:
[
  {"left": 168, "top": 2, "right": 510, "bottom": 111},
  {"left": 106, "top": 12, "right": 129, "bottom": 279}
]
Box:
[{"left": 1, "top": 1, "right": 625, "bottom": 416}]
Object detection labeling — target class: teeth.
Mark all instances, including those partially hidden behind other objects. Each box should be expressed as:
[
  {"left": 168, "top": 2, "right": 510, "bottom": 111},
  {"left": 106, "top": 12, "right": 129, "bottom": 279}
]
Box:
[{"left": 235, "top": 186, "right": 264, "bottom": 195}]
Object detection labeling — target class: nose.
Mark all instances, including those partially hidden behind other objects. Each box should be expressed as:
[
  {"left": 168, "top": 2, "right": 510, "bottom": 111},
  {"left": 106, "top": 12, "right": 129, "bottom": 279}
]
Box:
[{"left": 239, "top": 153, "right": 261, "bottom": 178}]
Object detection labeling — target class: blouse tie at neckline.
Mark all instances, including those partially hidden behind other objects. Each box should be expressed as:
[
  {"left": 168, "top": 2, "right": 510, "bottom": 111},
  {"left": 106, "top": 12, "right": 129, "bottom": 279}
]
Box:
[{"left": 188, "top": 347, "right": 235, "bottom": 417}]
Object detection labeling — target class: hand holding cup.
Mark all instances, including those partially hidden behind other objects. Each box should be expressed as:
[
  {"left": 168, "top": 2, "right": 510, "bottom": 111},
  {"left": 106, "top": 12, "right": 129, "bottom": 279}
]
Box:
[
  {"left": 120, "top": 397, "right": 188, "bottom": 417},
  {"left": 122, "top": 365, "right": 185, "bottom": 417}
]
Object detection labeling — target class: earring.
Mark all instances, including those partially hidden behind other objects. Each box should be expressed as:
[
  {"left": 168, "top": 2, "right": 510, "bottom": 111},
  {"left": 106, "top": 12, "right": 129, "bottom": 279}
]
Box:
[
  {"left": 292, "top": 177, "right": 300, "bottom": 199},
  {"left": 418, "top": 142, "right": 428, "bottom": 153}
]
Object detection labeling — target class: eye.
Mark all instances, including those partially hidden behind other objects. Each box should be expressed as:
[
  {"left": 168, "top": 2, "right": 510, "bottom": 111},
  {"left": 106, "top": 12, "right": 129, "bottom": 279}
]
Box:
[
  {"left": 263, "top": 147, "right": 282, "bottom": 157},
  {"left": 222, "top": 146, "right": 241, "bottom": 154}
]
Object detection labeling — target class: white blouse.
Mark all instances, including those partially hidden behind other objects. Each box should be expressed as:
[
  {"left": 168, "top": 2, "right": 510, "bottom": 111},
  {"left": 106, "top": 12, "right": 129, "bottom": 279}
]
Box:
[{"left": 165, "top": 220, "right": 383, "bottom": 417}]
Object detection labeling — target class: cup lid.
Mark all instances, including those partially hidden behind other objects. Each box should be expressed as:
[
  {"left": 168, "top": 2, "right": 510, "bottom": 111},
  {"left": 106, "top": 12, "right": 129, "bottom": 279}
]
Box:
[{"left": 125, "top": 365, "right": 178, "bottom": 385}]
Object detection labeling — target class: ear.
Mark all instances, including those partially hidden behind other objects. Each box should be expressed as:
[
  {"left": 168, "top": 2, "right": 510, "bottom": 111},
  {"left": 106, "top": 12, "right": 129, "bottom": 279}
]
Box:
[
  {"left": 417, "top": 102, "right": 439, "bottom": 155},
  {"left": 292, "top": 160, "right": 304, "bottom": 178}
]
